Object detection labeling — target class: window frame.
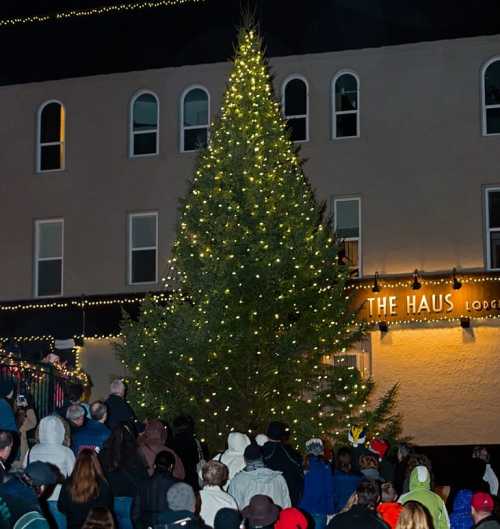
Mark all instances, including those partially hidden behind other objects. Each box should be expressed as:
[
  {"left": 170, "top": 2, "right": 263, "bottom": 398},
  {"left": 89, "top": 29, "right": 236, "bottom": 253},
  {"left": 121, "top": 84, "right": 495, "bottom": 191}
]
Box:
[
  {"left": 332, "top": 70, "right": 360, "bottom": 140},
  {"left": 129, "top": 90, "right": 160, "bottom": 158},
  {"left": 485, "top": 187, "right": 500, "bottom": 270},
  {"left": 36, "top": 100, "right": 66, "bottom": 173},
  {"left": 482, "top": 57, "right": 500, "bottom": 137},
  {"left": 333, "top": 196, "right": 362, "bottom": 277},
  {"left": 180, "top": 85, "right": 210, "bottom": 153},
  {"left": 128, "top": 212, "right": 159, "bottom": 285},
  {"left": 281, "top": 74, "right": 310, "bottom": 143},
  {"left": 34, "top": 218, "right": 64, "bottom": 298}
]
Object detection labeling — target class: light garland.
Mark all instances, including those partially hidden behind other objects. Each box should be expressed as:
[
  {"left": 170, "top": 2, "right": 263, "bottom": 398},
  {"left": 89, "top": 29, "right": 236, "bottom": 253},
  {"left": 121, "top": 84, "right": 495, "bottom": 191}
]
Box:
[{"left": 0, "top": 0, "right": 206, "bottom": 28}]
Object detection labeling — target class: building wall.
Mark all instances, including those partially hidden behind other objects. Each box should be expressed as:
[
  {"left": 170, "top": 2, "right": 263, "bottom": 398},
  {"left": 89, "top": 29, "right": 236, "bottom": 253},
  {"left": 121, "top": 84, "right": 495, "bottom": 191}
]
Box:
[
  {"left": 371, "top": 320, "right": 500, "bottom": 445},
  {"left": 1, "top": 35, "right": 500, "bottom": 300}
]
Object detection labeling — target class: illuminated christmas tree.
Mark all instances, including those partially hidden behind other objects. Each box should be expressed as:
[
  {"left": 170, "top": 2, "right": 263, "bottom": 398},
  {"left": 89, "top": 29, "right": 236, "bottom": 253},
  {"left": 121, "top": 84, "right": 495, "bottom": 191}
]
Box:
[{"left": 118, "top": 25, "right": 400, "bottom": 448}]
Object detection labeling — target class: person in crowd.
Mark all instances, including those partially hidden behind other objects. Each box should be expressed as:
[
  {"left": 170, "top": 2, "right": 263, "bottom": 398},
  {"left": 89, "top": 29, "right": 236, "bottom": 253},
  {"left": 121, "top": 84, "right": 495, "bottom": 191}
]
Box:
[
  {"left": 171, "top": 415, "right": 205, "bottom": 491},
  {"left": 104, "top": 380, "right": 138, "bottom": 432},
  {"left": 299, "top": 438, "right": 334, "bottom": 529},
  {"left": 138, "top": 419, "right": 185, "bottom": 479},
  {"left": 82, "top": 507, "right": 115, "bottom": 529},
  {"left": 15, "top": 395, "right": 37, "bottom": 468},
  {"left": 360, "top": 454, "right": 382, "bottom": 482},
  {"left": 402, "top": 455, "right": 432, "bottom": 495},
  {"left": 57, "top": 384, "right": 89, "bottom": 420},
  {"left": 470, "top": 492, "right": 500, "bottom": 529},
  {"left": 473, "top": 447, "right": 499, "bottom": 496},
  {"left": 261, "top": 421, "right": 303, "bottom": 506},
  {"left": 394, "top": 443, "right": 413, "bottom": 496},
  {"left": 214, "top": 508, "right": 242, "bottom": 529},
  {"left": 241, "top": 495, "right": 280, "bottom": 529},
  {"left": 395, "top": 501, "right": 434, "bottom": 529},
  {"left": 228, "top": 444, "right": 291, "bottom": 510},
  {"left": 0, "top": 431, "right": 13, "bottom": 482},
  {"left": 275, "top": 508, "right": 308, "bottom": 529},
  {"left": 328, "top": 479, "right": 389, "bottom": 529},
  {"left": 369, "top": 439, "right": 395, "bottom": 483},
  {"left": 25, "top": 415, "right": 75, "bottom": 529},
  {"left": 199, "top": 460, "right": 238, "bottom": 528},
  {"left": 66, "top": 404, "right": 86, "bottom": 434},
  {"left": 399, "top": 466, "right": 450, "bottom": 529},
  {"left": 212, "top": 432, "right": 250, "bottom": 488},
  {"left": 332, "top": 447, "right": 362, "bottom": 513},
  {"left": 71, "top": 402, "right": 111, "bottom": 455},
  {"left": 450, "top": 490, "right": 473, "bottom": 529},
  {"left": 377, "top": 482, "right": 403, "bottom": 529},
  {"left": 58, "top": 449, "right": 113, "bottom": 529},
  {"left": 132, "top": 450, "right": 178, "bottom": 529},
  {"left": 99, "top": 423, "right": 148, "bottom": 529},
  {"left": 255, "top": 435, "right": 269, "bottom": 448},
  {"left": 0, "top": 380, "right": 18, "bottom": 433},
  {"left": 347, "top": 426, "right": 371, "bottom": 474},
  {"left": 161, "top": 482, "right": 205, "bottom": 528}
]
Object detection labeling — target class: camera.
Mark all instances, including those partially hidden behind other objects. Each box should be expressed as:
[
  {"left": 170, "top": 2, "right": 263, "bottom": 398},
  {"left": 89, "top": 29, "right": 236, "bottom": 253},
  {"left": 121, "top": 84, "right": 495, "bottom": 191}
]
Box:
[{"left": 16, "top": 394, "right": 28, "bottom": 407}]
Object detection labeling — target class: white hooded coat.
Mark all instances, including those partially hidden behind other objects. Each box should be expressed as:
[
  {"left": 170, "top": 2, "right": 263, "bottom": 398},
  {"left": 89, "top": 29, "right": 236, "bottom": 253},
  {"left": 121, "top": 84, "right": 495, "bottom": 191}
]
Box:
[
  {"left": 214, "top": 433, "right": 251, "bottom": 486},
  {"left": 24, "top": 415, "right": 75, "bottom": 501}
]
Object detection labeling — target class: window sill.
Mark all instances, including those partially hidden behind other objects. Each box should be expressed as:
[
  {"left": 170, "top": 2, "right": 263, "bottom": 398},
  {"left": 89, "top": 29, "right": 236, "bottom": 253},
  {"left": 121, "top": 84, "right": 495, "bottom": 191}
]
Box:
[
  {"left": 129, "top": 281, "right": 158, "bottom": 286},
  {"left": 35, "top": 293, "right": 63, "bottom": 299},
  {"left": 36, "top": 168, "right": 67, "bottom": 175},
  {"left": 332, "top": 135, "right": 360, "bottom": 141},
  {"left": 129, "top": 153, "right": 159, "bottom": 159}
]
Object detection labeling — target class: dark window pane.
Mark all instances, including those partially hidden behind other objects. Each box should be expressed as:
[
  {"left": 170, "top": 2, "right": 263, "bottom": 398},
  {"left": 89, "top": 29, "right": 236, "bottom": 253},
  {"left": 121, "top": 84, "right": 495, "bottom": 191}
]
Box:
[
  {"left": 485, "top": 61, "right": 500, "bottom": 106},
  {"left": 132, "top": 215, "right": 156, "bottom": 248},
  {"left": 132, "top": 249, "right": 156, "bottom": 283},
  {"left": 491, "top": 232, "right": 500, "bottom": 268},
  {"left": 487, "top": 108, "right": 500, "bottom": 134},
  {"left": 287, "top": 117, "right": 306, "bottom": 142},
  {"left": 184, "top": 128, "right": 208, "bottom": 151},
  {"left": 284, "top": 79, "right": 307, "bottom": 116},
  {"left": 335, "top": 74, "right": 358, "bottom": 111},
  {"left": 489, "top": 191, "right": 500, "bottom": 228},
  {"left": 41, "top": 103, "right": 62, "bottom": 143},
  {"left": 336, "top": 114, "right": 357, "bottom": 138},
  {"left": 336, "top": 200, "right": 359, "bottom": 238},
  {"left": 38, "top": 260, "right": 62, "bottom": 296},
  {"left": 184, "top": 89, "right": 208, "bottom": 127},
  {"left": 133, "top": 94, "right": 157, "bottom": 131},
  {"left": 133, "top": 132, "right": 157, "bottom": 155},
  {"left": 40, "top": 144, "right": 61, "bottom": 171}
]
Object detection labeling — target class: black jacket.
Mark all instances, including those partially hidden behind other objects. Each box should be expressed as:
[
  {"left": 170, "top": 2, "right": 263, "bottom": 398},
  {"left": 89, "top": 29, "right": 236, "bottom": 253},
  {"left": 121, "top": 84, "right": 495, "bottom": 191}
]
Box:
[
  {"left": 104, "top": 395, "right": 137, "bottom": 431},
  {"left": 473, "top": 516, "right": 500, "bottom": 529},
  {"left": 171, "top": 432, "right": 202, "bottom": 491},
  {"left": 98, "top": 450, "right": 149, "bottom": 498},
  {"left": 261, "top": 441, "right": 304, "bottom": 506},
  {"left": 328, "top": 505, "right": 390, "bottom": 529}
]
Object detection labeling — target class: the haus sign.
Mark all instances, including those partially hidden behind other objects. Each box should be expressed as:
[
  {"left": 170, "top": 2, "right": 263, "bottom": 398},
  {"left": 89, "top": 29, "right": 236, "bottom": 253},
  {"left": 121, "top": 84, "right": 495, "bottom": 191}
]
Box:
[{"left": 350, "top": 274, "right": 500, "bottom": 323}]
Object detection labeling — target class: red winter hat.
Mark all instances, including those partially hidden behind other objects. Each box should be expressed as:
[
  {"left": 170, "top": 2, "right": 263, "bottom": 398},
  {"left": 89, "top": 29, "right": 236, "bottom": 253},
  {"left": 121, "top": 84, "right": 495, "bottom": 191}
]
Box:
[
  {"left": 472, "top": 492, "right": 494, "bottom": 513},
  {"left": 369, "top": 438, "right": 390, "bottom": 459},
  {"left": 275, "top": 508, "right": 308, "bottom": 529}
]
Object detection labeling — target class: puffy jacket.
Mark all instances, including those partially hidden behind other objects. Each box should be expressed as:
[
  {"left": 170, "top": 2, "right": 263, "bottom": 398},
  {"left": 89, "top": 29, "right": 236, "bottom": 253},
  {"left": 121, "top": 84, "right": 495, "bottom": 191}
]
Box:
[
  {"left": 71, "top": 419, "right": 110, "bottom": 455},
  {"left": 213, "top": 432, "right": 251, "bottom": 486},
  {"left": 450, "top": 490, "right": 473, "bottom": 529},
  {"left": 399, "top": 466, "right": 450, "bottom": 529},
  {"left": 299, "top": 456, "right": 334, "bottom": 515},
  {"left": 377, "top": 502, "right": 403, "bottom": 529},
  {"left": 24, "top": 416, "right": 75, "bottom": 501},
  {"left": 228, "top": 465, "right": 291, "bottom": 509},
  {"left": 332, "top": 470, "right": 361, "bottom": 513}
]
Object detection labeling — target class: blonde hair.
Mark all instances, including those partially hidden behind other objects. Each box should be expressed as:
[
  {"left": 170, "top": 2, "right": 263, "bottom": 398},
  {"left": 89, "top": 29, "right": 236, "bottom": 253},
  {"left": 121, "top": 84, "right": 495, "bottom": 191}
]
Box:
[{"left": 396, "top": 501, "right": 433, "bottom": 529}]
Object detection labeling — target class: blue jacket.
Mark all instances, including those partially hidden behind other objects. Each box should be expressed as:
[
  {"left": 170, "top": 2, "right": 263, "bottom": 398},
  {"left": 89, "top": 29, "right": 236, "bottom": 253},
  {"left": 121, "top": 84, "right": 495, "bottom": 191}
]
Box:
[
  {"left": 299, "top": 456, "right": 334, "bottom": 515},
  {"left": 332, "top": 470, "right": 362, "bottom": 513},
  {"left": 0, "top": 399, "right": 17, "bottom": 432},
  {"left": 450, "top": 490, "right": 473, "bottom": 529},
  {"left": 71, "top": 419, "right": 110, "bottom": 455}
]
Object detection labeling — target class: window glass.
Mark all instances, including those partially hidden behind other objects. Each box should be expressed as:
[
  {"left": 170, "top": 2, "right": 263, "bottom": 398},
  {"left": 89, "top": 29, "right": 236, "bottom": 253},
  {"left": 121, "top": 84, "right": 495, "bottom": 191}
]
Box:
[
  {"left": 184, "top": 128, "right": 208, "bottom": 151},
  {"left": 284, "top": 79, "right": 307, "bottom": 116},
  {"left": 335, "top": 74, "right": 358, "bottom": 111},
  {"left": 485, "top": 61, "right": 500, "bottom": 106},
  {"left": 486, "top": 108, "right": 500, "bottom": 135},
  {"left": 132, "top": 215, "right": 156, "bottom": 248},
  {"left": 133, "top": 133, "right": 157, "bottom": 156},
  {"left": 133, "top": 94, "right": 158, "bottom": 131},
  {"left": 38, "top": 260, "right": 62, "bottom": 297},
  {"left": 287, "top": 118, "right": 306, "bottom": 143},
  {"left": 184, "top": 89, "right": 208, "bottom": 127},
  {"left": 490, "top": 232, "right": 500, "bottom": 269},
  {"left": 336, "top": 114, "right": 357, "bottom": 138},
  {"left": 132, "top": 250, "right": 156, "bottom": 283},
  {"left": 41, "top": 103, "right": 62, "bottom": 143},
  {"left": 40, "top": 145, "right": 62, "bottom": 171},
  {"left": 38, "top": 222, "right": 63, "bottom": 258},
  {"left": 336, "top": 200, "right": 360, "bottom": 239}
]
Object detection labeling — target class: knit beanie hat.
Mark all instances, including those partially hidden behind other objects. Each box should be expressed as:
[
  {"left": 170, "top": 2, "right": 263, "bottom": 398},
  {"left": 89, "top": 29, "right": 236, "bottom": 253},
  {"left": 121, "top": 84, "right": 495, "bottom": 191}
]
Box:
[
  {"left": 305, "top": 438, "right": 324, "bottom": 456},
  {"left": 275, "top": 508, "right": 308, "bottom": 529},
  {"left": 167, "top": 482, "right": 196, "bottom": 513}
]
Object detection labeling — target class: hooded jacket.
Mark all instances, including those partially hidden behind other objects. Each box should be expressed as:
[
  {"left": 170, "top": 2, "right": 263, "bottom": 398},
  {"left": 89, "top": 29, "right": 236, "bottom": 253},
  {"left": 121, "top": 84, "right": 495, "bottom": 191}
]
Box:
[
  {"left": 228, "top": 464, "right": 291, "bottom": 510},
  {"left": 331, "top": 470, "right": 361, "bottom": 513},
  {"left": 213, "top": 433, "right": 251, "bottom": 486},
  {"left": 24, "top": 416, "right": 75, "bottom": 501},
  {"left": 450, "top": 490, "right": 473, "bottom": 529},
  {"left": 199, "top": 485, "right": 238, "bottom": 528},
  {"left": 328, "top": 504, "right": 390, "bottom": 529},
  {"left": 377, "top": 503, "right": 403, "bottom": 529},
  {"left": 399, "top": 466, "right": 450, "bottom": 529},
  {"left": 0, "top": 399, "right": 17, "bottom": 433},
  {"left": 299, "top": 456, "right": 334, "bottom": 515},
  {"left": 138, "top": 420, "right": 185, "bottom": 479}
]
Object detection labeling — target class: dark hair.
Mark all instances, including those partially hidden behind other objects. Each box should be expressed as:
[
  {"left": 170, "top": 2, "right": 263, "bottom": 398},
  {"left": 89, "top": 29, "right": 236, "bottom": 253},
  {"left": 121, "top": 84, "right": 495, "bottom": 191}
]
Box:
[
  {"left": 172, "top": 415, "right": 194, "bottom": 435},
  {"left": 0, "top": 431, "right": 13, "bottom": 450},
  {"left": 357, "top": 479, "right": 380, "bottom": 510},
  {"left": 82, "top": 507, "right": 115, "bottom": 529},
  {"left": 66, "top": 383, "right": 84, "bottom": 403},
  {"left": 100, "top": 424, "right": 138, "bottom": 472},
  {"left": 406, "top": 454, "right": 432, "bottom": 480},
  {"left": 90, "top": 401, "right": 107, "bottom": 422},
  {"left": 154, "top": 450, "right": 176, "bottom": 473},
  {"left": 336, "top": 447, "right": 352, "bottom": 473}
]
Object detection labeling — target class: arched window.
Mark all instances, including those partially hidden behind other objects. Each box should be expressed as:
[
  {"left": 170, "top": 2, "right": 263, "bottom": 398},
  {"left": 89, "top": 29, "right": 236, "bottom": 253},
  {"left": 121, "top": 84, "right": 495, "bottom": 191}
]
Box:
[
  {"left": 483, "top": 58, "right": 500, "bottom": 135},
  {"left": 181, "top": 86, "right": 209, "bottom": 152},
  {"left": 333, "top": 72, "right": 359, "bottom": 139},
  {"left": 37, "top": 101, "right": 65, "bottom": 172},
  {"left": 282, "top": 76, "right": 308, "bottom": 142},
  {"left": 130, "top": 91, "right": 159, "bottom": 157}
]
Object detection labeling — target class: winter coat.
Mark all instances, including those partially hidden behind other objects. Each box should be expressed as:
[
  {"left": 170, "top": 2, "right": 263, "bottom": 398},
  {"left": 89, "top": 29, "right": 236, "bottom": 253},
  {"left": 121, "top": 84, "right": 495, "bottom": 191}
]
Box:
[
  {"left": 228, "top": 465, "right": 291, "bottom": 510},
  {"left": 199, "top": 485, "right": 238, "bottom": 528},
  {"left": 213, "top": 433, "right": 251, "bottom": 487},
  {"left": 473, "top": 517, "right": 500, "bottom": 529},
  {"left": 328, "top": 504, "right": 390, "bottom": 529},
  {"left": 0, "top": 399, "right": 17, "bottom": 432},
  {"left": 71, "top": 419, "right": 110, "bottom": 455},
  {"left": 261, "top": 441, "right": 304, "bottom": 506},
  {"left": 104, "top": 394, "right": 137, "bottom": 431},
  {"left": 24, "top": 415, "right": 75, "bottom": 501},
  {"left": 171, "top": 431, "right": 204, "bottom": 491},
  {"left": 377, "top": 502, "right": 403, "bottom": 529},
  {"left": 450, "top": 490, "right": 473, "bottom": 529},
  {"left": 331, "top": 470, "right": 361, "bottom": 513},
  {"left": 484, "top": 464, "right": 499, "bottom": 496},
  {"left": 399, "top": 466, "right": 450, "bottom": 529},
  {"left": 132, "top": 470, "right": 178, "bottom": 529},
  {"left": 299, "top": 456, "right": 334, "bottom": 516},
  {"left": 138, "top": 420, "right": 185, "bottom": 479}
]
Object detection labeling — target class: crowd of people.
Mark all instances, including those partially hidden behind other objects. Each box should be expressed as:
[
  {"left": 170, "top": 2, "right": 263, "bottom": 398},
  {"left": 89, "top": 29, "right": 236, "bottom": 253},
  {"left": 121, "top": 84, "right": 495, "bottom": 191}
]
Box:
[{"left": 0, "top": 378, "right": 498, "bottom": 529}]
